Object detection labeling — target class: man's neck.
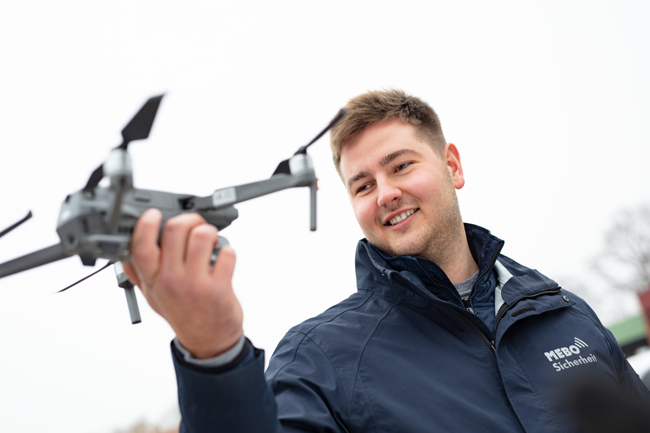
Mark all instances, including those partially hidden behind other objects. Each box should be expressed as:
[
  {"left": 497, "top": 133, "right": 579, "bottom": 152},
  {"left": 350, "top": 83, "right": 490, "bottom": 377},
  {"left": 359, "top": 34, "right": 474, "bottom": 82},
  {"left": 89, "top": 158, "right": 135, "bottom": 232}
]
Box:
[
  {"left": 429, "top": 228, "right": 479, "bottom": 285},
  {"left": 444, "top": 248, "right": 479, "bottom": 285}
]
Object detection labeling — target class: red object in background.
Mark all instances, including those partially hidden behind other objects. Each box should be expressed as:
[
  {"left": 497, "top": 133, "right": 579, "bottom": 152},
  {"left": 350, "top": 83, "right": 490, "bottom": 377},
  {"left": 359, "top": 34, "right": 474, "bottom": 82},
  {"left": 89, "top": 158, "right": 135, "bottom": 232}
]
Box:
[
  {"left": 638, "top": 288, "right": 650, "bottom": 342},
  {"left": 639, "top": 289, "right": 650, "bottom": 317}
]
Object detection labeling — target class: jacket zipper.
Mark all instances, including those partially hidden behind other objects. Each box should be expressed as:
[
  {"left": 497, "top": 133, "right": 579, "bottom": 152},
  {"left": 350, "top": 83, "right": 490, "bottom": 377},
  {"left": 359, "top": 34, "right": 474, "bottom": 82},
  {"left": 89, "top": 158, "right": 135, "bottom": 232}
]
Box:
[
  {"left": 395, "top": 280, "right": 562, "bottom": 359},
  {"left": 446, "top": 305, "right": 496, "bottom": 357},
  {"left": 415, "top": 243, "right": 503, "bottom": 315},
  {"left": 464, "top": 241, "right": 504, "bottom": 313},
  {"left": 392, "top": 278, "right": 496, "bottom": 355},
  {"left": 447, "top": 287, "right": 564, "bottom": 358},
  {"left": 462, "top": 298, "right": 476, "bottom": 314}
]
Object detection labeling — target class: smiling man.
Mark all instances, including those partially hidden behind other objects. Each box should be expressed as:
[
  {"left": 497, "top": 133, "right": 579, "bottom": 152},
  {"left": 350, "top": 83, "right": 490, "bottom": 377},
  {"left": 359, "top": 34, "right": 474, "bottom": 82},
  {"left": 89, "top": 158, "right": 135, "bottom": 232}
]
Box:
[
  {"left": 123, "top": 89, "right": 650, "bottom": 432},
  {"left": 337, "top": 114, "right": 475, "bottom": 285}
]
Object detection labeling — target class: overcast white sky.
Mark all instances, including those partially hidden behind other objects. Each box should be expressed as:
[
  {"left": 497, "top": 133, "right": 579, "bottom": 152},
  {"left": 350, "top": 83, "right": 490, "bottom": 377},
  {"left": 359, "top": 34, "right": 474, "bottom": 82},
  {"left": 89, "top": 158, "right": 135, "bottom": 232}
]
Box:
[{"left": 1, "top": 1, "right": 649, "bottom": 432}]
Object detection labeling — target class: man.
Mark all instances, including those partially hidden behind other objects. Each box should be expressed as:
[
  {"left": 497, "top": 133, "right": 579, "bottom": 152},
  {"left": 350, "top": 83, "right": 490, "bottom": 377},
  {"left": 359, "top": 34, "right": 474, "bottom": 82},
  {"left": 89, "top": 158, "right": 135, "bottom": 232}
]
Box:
[{"left": 122, "top": 89, "right": 650, "bottom": 432}]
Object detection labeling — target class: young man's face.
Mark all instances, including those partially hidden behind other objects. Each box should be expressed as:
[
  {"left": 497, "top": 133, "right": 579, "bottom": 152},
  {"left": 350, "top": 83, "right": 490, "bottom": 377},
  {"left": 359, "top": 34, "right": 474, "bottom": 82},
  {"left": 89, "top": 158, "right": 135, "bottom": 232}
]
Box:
[{"left": 339, "top": 118, "right": 466, "bottom": 261}]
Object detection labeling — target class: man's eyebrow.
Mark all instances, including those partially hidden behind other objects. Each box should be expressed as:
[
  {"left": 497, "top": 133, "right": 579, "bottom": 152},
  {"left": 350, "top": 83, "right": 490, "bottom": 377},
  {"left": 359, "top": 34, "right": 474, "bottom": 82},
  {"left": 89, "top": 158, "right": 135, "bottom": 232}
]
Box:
[
  {"left": 346, "top": 149, "right": 423, "bottom": 192},
  {"left": 346, "top": 170, "right": 371, "bottom": 192},
  {"left": 379, "top": 149, "right": 422, "bottom": 167}
]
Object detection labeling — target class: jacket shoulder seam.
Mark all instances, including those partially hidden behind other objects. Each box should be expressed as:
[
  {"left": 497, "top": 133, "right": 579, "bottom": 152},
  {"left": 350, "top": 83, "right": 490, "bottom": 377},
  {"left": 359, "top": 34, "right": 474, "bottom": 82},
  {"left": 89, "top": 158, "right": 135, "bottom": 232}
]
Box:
[
  {"left": 567, "top": 304, "right": 615, "bottom": 357},
  {"left": 350, "top": 301, "right": 401, "bottom": 418},
  {"left": 357, "top": 287, "right": 413, "bottom": 301},
  {"left": 271, "top": 331, "right": 352, "bottom": 425},
  {"left": 293, "top": 292, "right": 374, "bottom": 335},
  {"left": 356, "top": 368, "right": 381, "bottom": 433}
]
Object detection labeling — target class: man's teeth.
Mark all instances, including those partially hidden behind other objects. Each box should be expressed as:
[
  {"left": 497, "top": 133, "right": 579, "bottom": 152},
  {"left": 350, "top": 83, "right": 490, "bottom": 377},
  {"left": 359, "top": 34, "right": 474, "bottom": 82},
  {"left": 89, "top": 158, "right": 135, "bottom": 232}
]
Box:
[{"left": 389, "top": 209, "right": 415, "bottom": 225}]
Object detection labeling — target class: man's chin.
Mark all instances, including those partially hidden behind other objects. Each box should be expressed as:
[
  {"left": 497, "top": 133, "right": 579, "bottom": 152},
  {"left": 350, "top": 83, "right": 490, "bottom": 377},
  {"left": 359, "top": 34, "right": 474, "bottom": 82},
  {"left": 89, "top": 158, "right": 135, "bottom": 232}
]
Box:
[{"left": 373, "top": 240, "right": 426, "bottom": 258}]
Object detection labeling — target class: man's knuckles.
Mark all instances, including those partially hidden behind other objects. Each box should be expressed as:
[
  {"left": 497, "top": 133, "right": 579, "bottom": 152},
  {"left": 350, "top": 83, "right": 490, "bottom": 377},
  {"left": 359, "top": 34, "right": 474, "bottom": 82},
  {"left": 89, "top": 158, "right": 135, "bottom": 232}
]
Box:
[
  {"left": 163, "top": 213, "right": 207, "bottom": 234},
  {"left": 189, "top": 224, "right": 219, "bottom": 246}
]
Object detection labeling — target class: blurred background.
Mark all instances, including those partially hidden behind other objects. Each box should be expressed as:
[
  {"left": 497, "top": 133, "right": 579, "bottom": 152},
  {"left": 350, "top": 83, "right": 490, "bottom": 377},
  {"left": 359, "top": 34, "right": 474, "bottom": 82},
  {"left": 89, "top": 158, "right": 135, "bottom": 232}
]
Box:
[{"left": 0, "top": 1, "right": 649, "bottom": 431}]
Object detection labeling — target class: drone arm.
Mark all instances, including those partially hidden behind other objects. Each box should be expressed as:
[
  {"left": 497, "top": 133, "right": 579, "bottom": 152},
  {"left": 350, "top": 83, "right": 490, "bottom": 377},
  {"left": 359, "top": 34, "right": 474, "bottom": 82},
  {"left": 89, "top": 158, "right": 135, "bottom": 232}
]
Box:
[
  {"left": 195, "top": 172, "right": 315, "bottom": 209},
  {"left": 0, "top": 243, "right": 72, "bottom": 279}
]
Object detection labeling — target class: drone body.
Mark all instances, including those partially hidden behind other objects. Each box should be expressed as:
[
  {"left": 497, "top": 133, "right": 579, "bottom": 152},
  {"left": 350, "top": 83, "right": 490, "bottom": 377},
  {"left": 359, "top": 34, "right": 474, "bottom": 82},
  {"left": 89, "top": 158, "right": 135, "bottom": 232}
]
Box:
[{"left": 57, "top": 185, "right": 238, "bottom": 266}]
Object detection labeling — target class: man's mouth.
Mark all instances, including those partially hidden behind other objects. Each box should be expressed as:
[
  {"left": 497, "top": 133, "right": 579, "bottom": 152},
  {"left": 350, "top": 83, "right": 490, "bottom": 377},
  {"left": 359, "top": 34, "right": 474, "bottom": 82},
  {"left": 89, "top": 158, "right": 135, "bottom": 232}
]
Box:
[{"left": 386, "top": 209, "right": 418, "bottom": 226}]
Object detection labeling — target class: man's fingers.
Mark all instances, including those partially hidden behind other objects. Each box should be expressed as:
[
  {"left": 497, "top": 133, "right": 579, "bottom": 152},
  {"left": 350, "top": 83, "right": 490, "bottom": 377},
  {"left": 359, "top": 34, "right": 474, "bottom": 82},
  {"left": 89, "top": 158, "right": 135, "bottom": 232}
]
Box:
[
  {"left": 160, "top": 213, "right": 208, "bottom": 272},
  {"left": 120, "top": 262, "right": 141, "bottom": 288},
  {"left": 185, "top": 224, "right": 220, "bottom": 275},
  {"left": 211, "top": 245, "right": 236, "bottom": 286},
  {"left": 129, "top": 208, "right": 163, "bottom": 285}
]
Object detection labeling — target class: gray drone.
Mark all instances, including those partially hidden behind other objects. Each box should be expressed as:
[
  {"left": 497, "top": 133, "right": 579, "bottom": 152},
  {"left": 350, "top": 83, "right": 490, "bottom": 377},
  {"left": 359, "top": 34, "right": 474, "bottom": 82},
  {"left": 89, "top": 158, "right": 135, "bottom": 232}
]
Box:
[{"left": 0, "top": 95, "right": 345, "bottom": 324}]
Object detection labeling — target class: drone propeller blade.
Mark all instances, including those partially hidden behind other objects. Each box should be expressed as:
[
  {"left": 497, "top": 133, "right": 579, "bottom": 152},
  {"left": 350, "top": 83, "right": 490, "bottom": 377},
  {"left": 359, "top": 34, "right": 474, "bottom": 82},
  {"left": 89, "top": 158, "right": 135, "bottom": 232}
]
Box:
[
  {"left": 119, "top": 94, "right": 164, "bottom": 149},
  {"left": 272, "top": 159, "right": 291, "bottom": 176},
  {"left": 82, "top": 164, "right": 104, "bottom": 194},
  {"left": 82, "top": 95, "right": 164, "bottom": 193},
  {"left": 0, "top": 211, "right": 32, "bottom": 239},
  {"left": 56, "top": 261, "right": 113, "bottom": 293},
  {"left": 294, "top": 108, "right": 347, "bottom": 155},
  {"left": 0, "top": 243, "right": 72, "bottom": 279}
]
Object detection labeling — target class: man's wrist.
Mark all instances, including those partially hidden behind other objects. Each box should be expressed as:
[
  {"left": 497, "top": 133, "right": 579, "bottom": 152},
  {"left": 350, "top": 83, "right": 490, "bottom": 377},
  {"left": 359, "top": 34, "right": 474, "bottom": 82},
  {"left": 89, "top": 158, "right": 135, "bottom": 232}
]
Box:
[{"left": 173, "top": 334, "right": 247, "bottom": 368}]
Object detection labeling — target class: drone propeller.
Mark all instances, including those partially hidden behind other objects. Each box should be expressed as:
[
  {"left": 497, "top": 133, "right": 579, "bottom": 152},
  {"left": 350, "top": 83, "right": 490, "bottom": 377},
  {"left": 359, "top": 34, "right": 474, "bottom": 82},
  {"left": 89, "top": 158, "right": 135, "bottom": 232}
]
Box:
[
  {"left": 0, "top": 211, "right": 33, "bottom": 239},
  {"left": 119, "top": 94, "right": 164, "bottom": 150},
  {"left": 272, "top": 108, "right": 346, "bottom": 176},
  {"left": 83, "top": 95, "right": 164, "bottom": 194},
  {"left": 57, "top": 261, "right": 114, "bottom": 293},
  {"left": 293, "top": 108, "right": 346, "bottom": 155}
]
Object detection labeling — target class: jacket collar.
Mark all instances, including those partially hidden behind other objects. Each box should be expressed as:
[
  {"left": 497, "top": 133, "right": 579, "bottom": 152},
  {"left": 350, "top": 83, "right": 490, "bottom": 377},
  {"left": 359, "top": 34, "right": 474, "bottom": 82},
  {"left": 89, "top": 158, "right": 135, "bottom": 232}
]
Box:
[{"left": 355, "top": 223, "right": 557, "bottom": 307}]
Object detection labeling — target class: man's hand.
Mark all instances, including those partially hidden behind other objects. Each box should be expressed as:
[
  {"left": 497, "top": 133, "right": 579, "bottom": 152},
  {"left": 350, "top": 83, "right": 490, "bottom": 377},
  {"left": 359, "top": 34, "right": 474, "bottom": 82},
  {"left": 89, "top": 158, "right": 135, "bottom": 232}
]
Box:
[{"left": 121, "top": 208, "right": 243, "bottom": 359}]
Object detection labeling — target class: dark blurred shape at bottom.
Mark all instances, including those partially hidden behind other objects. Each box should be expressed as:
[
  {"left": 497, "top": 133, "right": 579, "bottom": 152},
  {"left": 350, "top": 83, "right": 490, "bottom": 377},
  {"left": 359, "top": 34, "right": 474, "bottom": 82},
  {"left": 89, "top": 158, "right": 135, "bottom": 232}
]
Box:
[{"left": 567, "top": 377, "right": 650, "bottom": 432}]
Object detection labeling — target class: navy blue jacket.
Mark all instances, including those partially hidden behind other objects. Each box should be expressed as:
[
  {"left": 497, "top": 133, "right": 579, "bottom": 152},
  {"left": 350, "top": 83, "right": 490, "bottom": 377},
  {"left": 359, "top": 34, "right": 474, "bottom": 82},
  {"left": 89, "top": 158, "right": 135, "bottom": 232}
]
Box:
[{"left": 173, "top": 224, "right": 650, "bottom": 432}]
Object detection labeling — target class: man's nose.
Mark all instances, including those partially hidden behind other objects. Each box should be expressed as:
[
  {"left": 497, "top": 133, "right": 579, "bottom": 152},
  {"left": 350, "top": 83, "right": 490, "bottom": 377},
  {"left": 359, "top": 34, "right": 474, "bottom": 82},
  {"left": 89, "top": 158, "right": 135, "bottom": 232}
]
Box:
[{"left": 377, "top": 180, "right": 402, "bottom": 207}]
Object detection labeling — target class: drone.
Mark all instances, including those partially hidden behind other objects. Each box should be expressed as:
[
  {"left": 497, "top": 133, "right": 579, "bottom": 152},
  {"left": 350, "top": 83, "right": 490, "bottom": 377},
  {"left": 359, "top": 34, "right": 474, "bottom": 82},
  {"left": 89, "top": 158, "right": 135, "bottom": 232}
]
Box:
[{"left": 0, "top": 95, "right": 345, "bottom": 324}]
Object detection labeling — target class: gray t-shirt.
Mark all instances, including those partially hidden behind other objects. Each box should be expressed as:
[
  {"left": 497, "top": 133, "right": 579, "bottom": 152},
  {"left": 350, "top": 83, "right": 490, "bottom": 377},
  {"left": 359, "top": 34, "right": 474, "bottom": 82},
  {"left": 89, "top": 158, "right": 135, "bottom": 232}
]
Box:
[{"left": 454, "top": 270, "right": 479, "bottom": 300}]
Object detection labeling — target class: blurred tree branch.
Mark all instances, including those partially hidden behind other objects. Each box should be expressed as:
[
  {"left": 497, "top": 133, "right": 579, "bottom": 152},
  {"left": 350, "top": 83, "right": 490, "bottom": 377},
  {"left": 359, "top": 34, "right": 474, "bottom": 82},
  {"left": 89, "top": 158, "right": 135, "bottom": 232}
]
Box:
[{"left": 592, "top": 203, "right": 650, "bottom": 293}]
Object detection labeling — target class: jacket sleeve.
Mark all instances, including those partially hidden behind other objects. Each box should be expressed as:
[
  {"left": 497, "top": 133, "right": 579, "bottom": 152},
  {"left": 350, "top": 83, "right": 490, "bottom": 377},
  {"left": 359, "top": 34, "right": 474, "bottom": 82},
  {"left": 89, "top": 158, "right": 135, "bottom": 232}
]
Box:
[
  {"left": 265, "top": 331, "right": 350, "bottom": 432},
  {"left": 173, "top": 333, "right": 349, "bottom": 433},
  {"left": 602, "top": 324, "right": 650, "bottom": 401},
  {"left": 571, "top": 294, "right": 650, "bottom": 401},
  {"left": 173, "top": 343, "right": 281, "bottom": 433}
]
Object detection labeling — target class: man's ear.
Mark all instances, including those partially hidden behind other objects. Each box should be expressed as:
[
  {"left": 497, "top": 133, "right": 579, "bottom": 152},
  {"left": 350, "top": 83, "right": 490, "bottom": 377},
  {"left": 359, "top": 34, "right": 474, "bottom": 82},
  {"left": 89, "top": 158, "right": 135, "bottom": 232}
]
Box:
[{"left": 444, "top": 143, "right": 465, "bottom": 190}]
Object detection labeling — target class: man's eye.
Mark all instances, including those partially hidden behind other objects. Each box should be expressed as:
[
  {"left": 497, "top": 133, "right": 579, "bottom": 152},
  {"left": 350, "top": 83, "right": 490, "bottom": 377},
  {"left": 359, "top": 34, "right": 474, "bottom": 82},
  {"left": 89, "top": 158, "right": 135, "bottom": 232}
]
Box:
[
  {"left": 395, "top": 162, "right": 412, "bottom": 172},
  {"left": 356, "top": 184, "right": 371, "bottom": 194}
]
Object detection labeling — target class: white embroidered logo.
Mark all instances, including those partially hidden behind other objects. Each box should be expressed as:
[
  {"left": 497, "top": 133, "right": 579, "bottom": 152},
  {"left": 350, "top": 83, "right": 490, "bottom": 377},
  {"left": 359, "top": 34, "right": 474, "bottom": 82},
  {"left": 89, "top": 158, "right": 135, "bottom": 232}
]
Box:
[{"left": 543, "top": 337, "right": 598, "bottom": 372}]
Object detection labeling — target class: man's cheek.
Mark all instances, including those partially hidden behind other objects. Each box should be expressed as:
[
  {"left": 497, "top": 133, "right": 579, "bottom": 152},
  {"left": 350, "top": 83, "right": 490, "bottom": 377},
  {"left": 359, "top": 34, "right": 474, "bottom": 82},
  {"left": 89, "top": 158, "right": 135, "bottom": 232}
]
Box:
[{"left": 355, "top": 210, "right": 378, "bottom": 237}]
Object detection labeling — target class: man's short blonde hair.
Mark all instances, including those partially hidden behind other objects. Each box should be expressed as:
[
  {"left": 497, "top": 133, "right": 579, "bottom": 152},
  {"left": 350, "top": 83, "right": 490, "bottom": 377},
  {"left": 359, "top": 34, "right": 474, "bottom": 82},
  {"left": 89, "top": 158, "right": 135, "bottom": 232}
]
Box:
[{"left": 330, "top": 89, "right": 446, "bottom": 177}]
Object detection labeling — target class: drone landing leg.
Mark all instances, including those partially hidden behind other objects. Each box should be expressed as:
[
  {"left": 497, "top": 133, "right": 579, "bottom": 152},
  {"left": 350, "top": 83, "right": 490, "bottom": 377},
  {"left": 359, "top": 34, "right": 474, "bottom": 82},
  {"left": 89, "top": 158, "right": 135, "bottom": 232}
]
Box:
[
  {"left": 114, "top": 262, "right": 141, "bottom": 324},
  {"left": 123, "top": 286, "right": 141, "bottom": 324}
]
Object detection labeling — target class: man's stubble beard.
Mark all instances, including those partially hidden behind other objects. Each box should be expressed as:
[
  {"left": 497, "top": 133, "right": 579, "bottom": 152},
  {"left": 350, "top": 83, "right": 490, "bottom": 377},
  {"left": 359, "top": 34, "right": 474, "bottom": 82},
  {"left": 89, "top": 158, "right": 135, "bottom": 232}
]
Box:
[
  {"left": 373, "top": 173, "right": 465, "bottom": 267},
  {"left": 418, "top": 186, "right": 464, "bottom": 268}
]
